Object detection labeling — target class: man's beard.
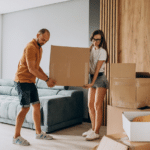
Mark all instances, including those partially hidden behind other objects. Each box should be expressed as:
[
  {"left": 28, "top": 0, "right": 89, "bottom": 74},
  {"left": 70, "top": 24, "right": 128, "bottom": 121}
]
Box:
[{"left": 37, "top": 39, "right": 42, "bottom": 46}]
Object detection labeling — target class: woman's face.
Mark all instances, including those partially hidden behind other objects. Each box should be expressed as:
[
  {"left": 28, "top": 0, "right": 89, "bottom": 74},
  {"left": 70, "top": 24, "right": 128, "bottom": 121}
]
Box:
[{"left": 92, "top": 34, "right": 101, "bottom": 48}]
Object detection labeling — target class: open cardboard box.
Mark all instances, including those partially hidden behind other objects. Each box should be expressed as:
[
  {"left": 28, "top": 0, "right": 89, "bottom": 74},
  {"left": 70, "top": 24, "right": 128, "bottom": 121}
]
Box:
[
  {"left": 107, "top": 105, "right": 150, "bottom": 135},
  {"left": 49, "top": 45, "right": 90, "bottom": 86},
  {"left": 122, "top": 111, "right": 150, "bottom": 142},
  {"left": 92, "top": 133, "right": 150, "bottom": 150},
  {"left": 110, "top": 63, "right": 150, "bottom": 109}
]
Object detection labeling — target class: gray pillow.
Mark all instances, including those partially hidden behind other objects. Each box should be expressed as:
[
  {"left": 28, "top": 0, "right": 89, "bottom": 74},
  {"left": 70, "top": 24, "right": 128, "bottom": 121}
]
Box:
[
  {"left": 0, "top": 86, "right": 13, "bottom": 95},
  {"left": 0, "top": 79, "right": 14, "bottom": 87},
  {"left": 38, "top": 89, "right": 59, "bottom": 97}
]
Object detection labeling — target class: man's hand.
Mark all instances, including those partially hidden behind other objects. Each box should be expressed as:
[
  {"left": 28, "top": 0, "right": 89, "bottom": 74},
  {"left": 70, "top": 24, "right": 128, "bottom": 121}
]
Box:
[{"left": 46, "top": 78, "right": 57, "bottom": 87}]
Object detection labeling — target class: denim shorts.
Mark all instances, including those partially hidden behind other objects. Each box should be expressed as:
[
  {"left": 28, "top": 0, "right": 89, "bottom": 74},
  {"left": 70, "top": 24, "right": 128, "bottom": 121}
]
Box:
[
  {"left": 89, "top": 73, "right": 109, "bottom": 89},
  {"left": 14, "top": 81, "right": 40, "bottom": 107}
]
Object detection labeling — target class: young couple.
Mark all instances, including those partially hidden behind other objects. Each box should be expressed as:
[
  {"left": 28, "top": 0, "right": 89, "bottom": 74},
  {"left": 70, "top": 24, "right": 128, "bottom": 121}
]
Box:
[{"left": 13, "top": 28, "right": 108, "bottom": 146}]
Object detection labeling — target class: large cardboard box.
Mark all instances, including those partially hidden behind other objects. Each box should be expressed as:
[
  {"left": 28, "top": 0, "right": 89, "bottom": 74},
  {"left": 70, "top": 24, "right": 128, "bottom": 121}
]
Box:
[
  {"left": 50, "top": 45, "right": 90, "bottom": 86},
  {"left": 93, "top": 133, "right": 150, "bottom": 150},
  {"left": 110, "top": 63, "right": 150, "bottom": 109},
  {"left": 122, "top": 111, "right": 150, "bottom": 142},
  {"left": 107, "top": 105, "right": 150, "bottom": 135}
]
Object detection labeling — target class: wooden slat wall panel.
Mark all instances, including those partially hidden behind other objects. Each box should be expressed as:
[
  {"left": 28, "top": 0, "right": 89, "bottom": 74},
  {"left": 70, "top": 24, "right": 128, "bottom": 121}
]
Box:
[
  {"left": 100, "top": 0, "right": 118, "bottom": 126},
  {"left": 100, "top": 0, "right": 150, "bottom": 126},
  {"left": 118, "top": 0, "right": 150, "bottom": 73}
]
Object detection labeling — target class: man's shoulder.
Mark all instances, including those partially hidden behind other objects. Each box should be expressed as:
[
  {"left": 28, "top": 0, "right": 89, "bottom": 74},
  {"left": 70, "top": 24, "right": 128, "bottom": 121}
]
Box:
[
  {"left": 26, "top": 41, "right": 35, "bottom": 47},
  {"left": 26, "top": 40, "right": 35, "bottom": 49}
]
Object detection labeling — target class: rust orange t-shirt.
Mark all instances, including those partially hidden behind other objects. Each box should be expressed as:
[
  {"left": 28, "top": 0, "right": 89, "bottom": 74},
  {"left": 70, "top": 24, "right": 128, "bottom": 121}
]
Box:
[{"left": 14, "top": 39, "right": 43, "bottom": 83}]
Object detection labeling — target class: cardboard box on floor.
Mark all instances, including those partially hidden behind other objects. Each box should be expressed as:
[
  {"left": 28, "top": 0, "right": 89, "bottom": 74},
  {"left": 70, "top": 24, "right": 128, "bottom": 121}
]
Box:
[
  {"left": 122, "top": 111, "right": 150, "bottom": 142},
  {"left": 107, "top": 105, "right": 150, "bottom": 135},
  {"left": 50, "top": 45, "right": 90, "bottom": 86},
  {"left": 110, "top": 63, "right": 150, "bottom": 109},
  {"left": 92, "top": 133, "right": 150, "bottom": 150}
]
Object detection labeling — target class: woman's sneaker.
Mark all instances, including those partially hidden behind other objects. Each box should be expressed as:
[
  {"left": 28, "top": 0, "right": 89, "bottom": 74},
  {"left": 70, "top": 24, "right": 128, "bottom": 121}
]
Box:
[
  {"left": 82, "top": 128, "right": 94, "bottom": 137},
  {"left": 13, "top": 136, "right": 30, "bottom": 146},
  {"left": 36, "top": 131, "right": 53, "bottom": 140},
  {"left": 85, "top": 132, "right": 100, "bottom": 141}
]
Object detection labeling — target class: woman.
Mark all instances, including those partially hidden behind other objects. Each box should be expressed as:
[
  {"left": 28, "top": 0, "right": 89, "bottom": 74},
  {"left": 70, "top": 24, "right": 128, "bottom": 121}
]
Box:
[{"left": 83, "top": 30, "right": 109, "bottom": 141}]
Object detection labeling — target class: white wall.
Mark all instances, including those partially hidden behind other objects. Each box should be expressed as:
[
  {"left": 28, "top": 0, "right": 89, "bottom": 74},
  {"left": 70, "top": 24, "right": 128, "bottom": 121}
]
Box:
[
  {"left": 2, "top": 0, "right": 89, "bottom": 79},
  {"left": 1, "top": 0, "right": 100, "bottom": 119},
  {"left": 89, "top": 0, "right": 100, "bottom": 42},
  {"left": 0, "top": 14, "right": 2, "bottom": 78}
]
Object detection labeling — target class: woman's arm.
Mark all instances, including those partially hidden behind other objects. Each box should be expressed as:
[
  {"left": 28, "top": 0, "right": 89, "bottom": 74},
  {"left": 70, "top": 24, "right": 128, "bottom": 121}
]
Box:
[
  {"left": 83, "top": 60, "right": 104, "bottom": 88},
  {"left": 91, "top": 60, "right": 104, "bottom": 85}
]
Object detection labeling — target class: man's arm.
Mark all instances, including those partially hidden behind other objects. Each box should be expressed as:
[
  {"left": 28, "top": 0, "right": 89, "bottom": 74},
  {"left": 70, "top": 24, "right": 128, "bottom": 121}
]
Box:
[
  {"left": 27, "top": 60, "right": 56, "bottom": 87},
  {"left": 27, "top": 60, "right": 48, "bottom": 81},
  {"left": 38, "top": 67, "right": 48, "bottom": 78},
  {"left": 26, "top": 47, "right": 56, "bottom": 87}
]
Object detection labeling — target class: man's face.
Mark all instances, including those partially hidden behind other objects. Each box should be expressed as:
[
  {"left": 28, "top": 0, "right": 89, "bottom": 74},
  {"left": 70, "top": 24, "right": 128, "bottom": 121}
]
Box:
[{"left": 37, "top": 32, "right": 50, "bottom": 46}]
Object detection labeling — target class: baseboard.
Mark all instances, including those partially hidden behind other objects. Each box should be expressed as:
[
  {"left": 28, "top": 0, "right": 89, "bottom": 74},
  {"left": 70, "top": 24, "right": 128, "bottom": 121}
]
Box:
[{"left": 82, "top": 118, "right": 91, "bottom": 123}]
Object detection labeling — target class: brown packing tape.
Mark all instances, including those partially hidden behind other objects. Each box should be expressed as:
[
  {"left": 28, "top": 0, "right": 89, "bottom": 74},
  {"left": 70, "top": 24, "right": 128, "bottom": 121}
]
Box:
[
  {"left": 113, "top": 81, "right": 135, "bottom": 86},
  {"left": 114, "top": 101, "right": 139, "bottom": 109}
]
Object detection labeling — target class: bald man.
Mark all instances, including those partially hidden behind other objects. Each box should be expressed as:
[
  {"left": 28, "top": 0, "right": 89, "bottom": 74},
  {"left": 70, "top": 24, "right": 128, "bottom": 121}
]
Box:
[{"left": 13, "top": 29, "right": 56, "bottom": 146}]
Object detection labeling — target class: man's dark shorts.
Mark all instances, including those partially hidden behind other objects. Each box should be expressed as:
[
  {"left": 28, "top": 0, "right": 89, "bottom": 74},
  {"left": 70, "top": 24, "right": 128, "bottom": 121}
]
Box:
[{"left": 14, "top": 81, "right": 40, "bottom": 107}]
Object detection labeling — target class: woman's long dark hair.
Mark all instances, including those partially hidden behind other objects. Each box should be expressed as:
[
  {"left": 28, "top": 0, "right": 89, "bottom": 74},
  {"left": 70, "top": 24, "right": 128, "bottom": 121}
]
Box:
[{"left": 90, "top": 30, "right": 109, "bottom": 63}]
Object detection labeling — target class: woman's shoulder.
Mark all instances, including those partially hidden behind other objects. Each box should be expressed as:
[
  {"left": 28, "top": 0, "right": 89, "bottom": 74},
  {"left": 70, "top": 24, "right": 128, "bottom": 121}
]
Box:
[{"left": 99, "top": 47, "right": 106, "bottom": 53}]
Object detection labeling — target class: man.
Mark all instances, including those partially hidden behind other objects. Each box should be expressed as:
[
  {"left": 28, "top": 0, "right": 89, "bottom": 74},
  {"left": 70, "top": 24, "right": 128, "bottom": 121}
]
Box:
[{"left": 13, "top": 29, "right": 56, "bottom": 146}]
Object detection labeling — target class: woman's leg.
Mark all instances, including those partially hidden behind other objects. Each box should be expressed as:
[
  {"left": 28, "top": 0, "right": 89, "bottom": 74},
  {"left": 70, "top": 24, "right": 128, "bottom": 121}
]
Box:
[
  {"left": 94, "top": 87, "right": 107, "bottom": 134},
  {"left": 88, "top": 87, "right": 96, "bottom": 131}
]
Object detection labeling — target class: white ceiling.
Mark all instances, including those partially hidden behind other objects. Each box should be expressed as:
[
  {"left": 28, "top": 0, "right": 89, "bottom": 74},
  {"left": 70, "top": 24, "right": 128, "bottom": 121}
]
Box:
[{"left": 0, "top": 0, "right": 69, "bottom": 14}]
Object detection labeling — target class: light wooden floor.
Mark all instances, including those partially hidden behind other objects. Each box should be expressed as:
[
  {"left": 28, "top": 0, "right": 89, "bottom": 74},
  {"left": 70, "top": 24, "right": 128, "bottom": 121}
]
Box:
[{"left": 0, "top": 122, "right": 106, "bottom": 150}]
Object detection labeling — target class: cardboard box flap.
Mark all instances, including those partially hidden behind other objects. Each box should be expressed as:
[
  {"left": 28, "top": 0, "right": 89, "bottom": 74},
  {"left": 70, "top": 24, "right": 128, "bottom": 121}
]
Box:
[
  {"left": 111, "top": 78, "right": 136, "bottom": 107},
  {"left": 97, "top": 133, "right": 150, "bottom": 150},
  {"left": 136, "top": 78, "right": 150, "bottom": 87},
  {"left": 136, "top": 79, "right": 150, "bottom": 106},
  {"left": 110, "top": 63, "right": 136, "bottom": 78},
  {"left": 50, "top": 45, "right": 90, "bottom": 86},
  {"left": 97, "top": 135, "right": 128, "bottom": 150}
]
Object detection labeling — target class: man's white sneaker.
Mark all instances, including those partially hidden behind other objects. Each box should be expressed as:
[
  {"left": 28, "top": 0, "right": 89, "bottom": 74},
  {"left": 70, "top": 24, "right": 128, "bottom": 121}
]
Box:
[
  {"left": 36, "top": 131, "right": 53, "bottom": 140},
  {"left": 13, "top": 136, "right": 30, "bottom": 146},
  {"left": 85, "top": 132, "right": 100, "bottom": 141},
  {"left": 82, "top": 128, "right": 94, "bottom": 137}
]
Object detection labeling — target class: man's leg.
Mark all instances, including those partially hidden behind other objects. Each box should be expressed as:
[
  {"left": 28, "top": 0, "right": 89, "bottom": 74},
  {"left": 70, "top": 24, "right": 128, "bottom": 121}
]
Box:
[
  {"left": 32, "top": 102, "right": 53, "bottom": 140},
  {"left": 13, "top": 82, "right": 32, "bottom": 145},
  {"left": 32, "top": 103, "right": 41, "bottom": 134},
  {"left": 30, "top": 83, "right": 53, "bottom": 140},
  {"left": 14, "top": 107, "right": 30, "bottom": 138}
]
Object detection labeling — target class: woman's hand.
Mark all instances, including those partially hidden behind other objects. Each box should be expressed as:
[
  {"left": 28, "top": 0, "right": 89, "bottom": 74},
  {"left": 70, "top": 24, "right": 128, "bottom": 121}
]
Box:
[{"left": 83, "top": 83, "right": 94, "bottom": 89}]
